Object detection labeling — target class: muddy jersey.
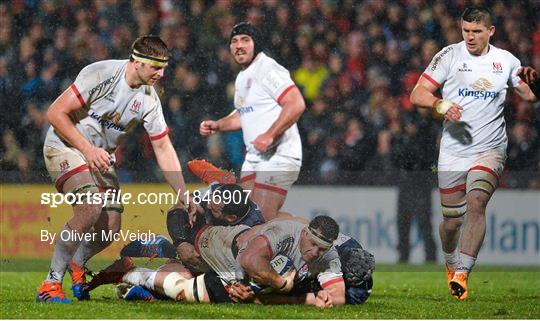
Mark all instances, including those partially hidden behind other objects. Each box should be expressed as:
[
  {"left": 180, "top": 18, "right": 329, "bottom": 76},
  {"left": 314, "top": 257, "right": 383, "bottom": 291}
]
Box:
[
  {"left": 234, "top": 53, "right": 302, "bottom": 163},
  {"left": 44, "top": 59, "right": 168, "bottom": 152},
  {"left": 252, "top": 220, "right": 343, "bottom": 287},
  {"left": 421, "top": 41, "right": 522, "bottom": 157}
]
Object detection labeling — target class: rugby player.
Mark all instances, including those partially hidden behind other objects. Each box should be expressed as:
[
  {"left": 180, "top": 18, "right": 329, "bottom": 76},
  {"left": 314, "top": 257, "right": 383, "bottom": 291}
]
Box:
[
  {"left": 88, "top": 216, "right": 344, "bottom": 307},
  {"left": 410, "top": 6, "right": 538, "bottom": 299},
  {"left": 36, "top": 35, "right": 193, "bottom": 303},
  {"left": 199, "top": 22, "right": 306, "bottom": 221}
]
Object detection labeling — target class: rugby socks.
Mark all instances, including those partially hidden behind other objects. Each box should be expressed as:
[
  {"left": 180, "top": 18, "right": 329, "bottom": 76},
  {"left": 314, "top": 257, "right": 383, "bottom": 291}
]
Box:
[
  {"left": 456, "top": 252, "right": 476, "bottom": 274},
  {"left": 122, "top": 268, "right": 157, "bottom": 291},
  {"left": 46, "top": 225, "right": 84, "bottom": 283},
  {"left": 443, "top": 249, "right": 460, "bottom": 268}
]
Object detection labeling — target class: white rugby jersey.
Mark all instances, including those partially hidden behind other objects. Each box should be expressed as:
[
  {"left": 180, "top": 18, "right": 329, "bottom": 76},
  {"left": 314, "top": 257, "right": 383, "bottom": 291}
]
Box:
[
  {"left": 45, "top": 60, "right": 168, "bottom": 152},
  {"left": 422, "top": 41, "right": 522, "bottom": 157},
  {"left": 253, "top": 220, "right": 343, "bottom": 288},
  {"left": 234, "top": 53, "right": 302, "bottom": 162}
]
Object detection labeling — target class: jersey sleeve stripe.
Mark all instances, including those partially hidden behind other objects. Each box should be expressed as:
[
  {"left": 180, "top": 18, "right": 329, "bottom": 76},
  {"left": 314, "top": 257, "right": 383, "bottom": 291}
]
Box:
[
  {"left": 149, "top": 127, "right": 170, "bottom": 141},
  {"left": 321, "top": 277, "right": 344, "bottom": 288},
  {"left": 277, "top": 84, "right": 296, "bottom": 104},
  {"left": 55, "top": 164, "right": 90, "bottom": 192},
  {"left": 469, "top": 165, "right": 498, "bottom": 177},
  {"left": 439, "top": 183, "right": 466, "bottom": 194},
  {"left": 421, "top": 73, "right": 441, "bottom": 88},
  {"left": 254, "top": 182, "right": 288, "bottom": 196},
  {"left": 70, "top": 84, "right": 86, "bottom": 107}
]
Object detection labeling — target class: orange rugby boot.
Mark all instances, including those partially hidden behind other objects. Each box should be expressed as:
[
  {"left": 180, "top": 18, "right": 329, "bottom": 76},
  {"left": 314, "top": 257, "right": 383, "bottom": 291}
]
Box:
[
  {"left": 36, "top": 281, "right": 72, "bottom": 303},
  {"left": 187, "top": 159, "right": 237, "bottom": 184},
  {"left": 449, "top": 272, "right": 469, "bottom": 300}
]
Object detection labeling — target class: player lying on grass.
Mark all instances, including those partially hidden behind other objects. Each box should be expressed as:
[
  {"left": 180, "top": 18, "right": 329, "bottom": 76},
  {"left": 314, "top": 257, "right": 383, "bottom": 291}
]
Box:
[
  {"left": 88, "top": 216, "right": 344, "bottom": 307},
  {"left": 122, "top": 163, "right": 374, "bottom": 304}
]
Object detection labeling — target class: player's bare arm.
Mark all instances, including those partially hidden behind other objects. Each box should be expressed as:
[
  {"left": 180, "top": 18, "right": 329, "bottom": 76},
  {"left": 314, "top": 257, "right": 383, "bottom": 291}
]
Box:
[
  {"left": 200, "top": 110, "right": 241, "bottom": 136},
  {"left": 46, "top": 86, "right": 111, "bottom": 171},
  {"left": 251, "top": 87, "right": 306, "bottom": 152},
  {"left": 516, "top": 67, "right": 539, "bottom": 101},
  {"left": 150, "top": 135, "right": 194, "bottom": 214},
  {"left": 239, "top": 236, "right": 296, "bottom": 292},
  {"left": 410, "top": 76, "right": 463, "bottom": 122}
]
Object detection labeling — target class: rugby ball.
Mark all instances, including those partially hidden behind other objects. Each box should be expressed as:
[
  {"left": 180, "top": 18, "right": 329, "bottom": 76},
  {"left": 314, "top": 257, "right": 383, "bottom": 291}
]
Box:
[{"left": 249, "top": 254, "right": 294, "bottom": 294}]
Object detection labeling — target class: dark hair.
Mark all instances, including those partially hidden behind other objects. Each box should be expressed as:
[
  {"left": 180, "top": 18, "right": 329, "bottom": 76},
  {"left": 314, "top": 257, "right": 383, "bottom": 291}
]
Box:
[
  {"left": 130, "top": 35, "right": 169, "bottom": 60},
  {"left": 309, "top": 215, "right": 339, "bottom": 242},
  {"left": 214, "top": 184, "right": 250, "bottom": 218},
  {"left": 462, "top": 6, "right": 493, "bottom": 27},
  {"left": 230, "top": 22, "right": 263, "bottom": 57}
]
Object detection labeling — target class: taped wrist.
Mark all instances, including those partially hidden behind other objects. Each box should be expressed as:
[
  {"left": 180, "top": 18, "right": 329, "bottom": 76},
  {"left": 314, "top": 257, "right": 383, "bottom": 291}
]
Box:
[{"left": 433, "top": 99, "right": 453, "bottom": 115}]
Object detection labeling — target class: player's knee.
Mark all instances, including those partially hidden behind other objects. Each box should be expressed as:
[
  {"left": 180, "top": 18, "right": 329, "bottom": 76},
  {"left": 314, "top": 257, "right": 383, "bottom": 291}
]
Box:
[
  {"left": 162, "top": 272, "right": 205, "bottom": 303},
  {"left": 441, "top": 216, "right": 463, "bottom": 231}
]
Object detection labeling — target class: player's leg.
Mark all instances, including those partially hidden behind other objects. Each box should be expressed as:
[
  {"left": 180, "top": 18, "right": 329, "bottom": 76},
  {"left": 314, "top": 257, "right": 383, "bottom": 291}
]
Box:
[
  {"left": 69, "top": 168, "right": 123, "bottom": 300},
  {"left": 439, "top": 191, "right": 466, "bottom": 269},
  {"left": 69, "top": 210, "right": 121, "bottom": 300},
  {"left": 247, "top": 156, "right": 300, "bottom": 221},
  {"left": 437, "top": 151, "right": 468, "bottom": 291},
  {"left": 239, "top": 161, "right": 256, "bottom": 191},
  {"left": 37, "top": 173, "right": 103, "bottom": 302},
  {"left": 37, "top": 147, "right": 104, "bottom": 303},
  {"left": 149, "top": 260, "right": 211, "bottom": 302},
  {"left": 450, "top": 149, "right": 504, "bottom": 300}
]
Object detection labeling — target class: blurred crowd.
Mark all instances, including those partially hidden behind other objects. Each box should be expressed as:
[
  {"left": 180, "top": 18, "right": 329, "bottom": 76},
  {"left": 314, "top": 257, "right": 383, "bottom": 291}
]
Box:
[{"left": 1, "top": 0, "right": 539, "bottom": 187}]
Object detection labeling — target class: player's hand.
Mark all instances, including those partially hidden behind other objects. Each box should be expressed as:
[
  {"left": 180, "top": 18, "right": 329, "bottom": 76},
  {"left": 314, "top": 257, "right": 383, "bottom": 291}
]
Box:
[
  {"left": 186, "top": 201, "right": 198, "bottom": 226},
  {"left": 81, "top": 145, "right": 111, "bottom": 172},
  {"left": 517, "top": 66, "right": 538, "bottom": 85},
  {"left": 314, "top": 290, "right": 333, "bottom": 308},
  {"left": 228, "top": 282, "right": 255, "bottom": 303},
  {"left": 251, "top": 132, "right": 274, "bottom": 153},
  {"left": 444, "top": 104, "right": 463, "bottom": 122},
  {"left": 200, "top": 120, "right": 219, "bottom": 137},
  {"left": 277, "top": 267, "right": 296, "bottom": 293}
]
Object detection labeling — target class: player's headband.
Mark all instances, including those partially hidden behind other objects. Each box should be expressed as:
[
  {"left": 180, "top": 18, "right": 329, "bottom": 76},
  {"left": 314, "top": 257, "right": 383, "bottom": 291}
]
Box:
[
  {"left": 131, "top": 49, "right": 169, "bottom": 67},
  {"left": 307, "top": 226, "right": 334, "bottom": 248}
]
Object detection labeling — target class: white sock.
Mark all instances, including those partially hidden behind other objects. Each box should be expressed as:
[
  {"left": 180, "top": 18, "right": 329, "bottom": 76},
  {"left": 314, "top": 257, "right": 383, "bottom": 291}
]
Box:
[
  {"left": 456, "top": 252, "right": 476, "bottom": 274},
  {"left": 122, "top": 268, "right": 157, "bottom": 290},
  {"left": 46, "top": 225, "right": 83, "bottom": 283},
  {"left": 443, "top": 249, "right": 460, "bottom": 268}
]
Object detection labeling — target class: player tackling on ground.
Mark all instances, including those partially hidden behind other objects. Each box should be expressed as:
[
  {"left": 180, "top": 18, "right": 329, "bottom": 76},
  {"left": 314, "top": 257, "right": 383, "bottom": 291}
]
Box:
[
  {"left": 88, "top": 215, "right": 344, "bottom": 307},
  {"left": 198, "top": 22, "right": 306, "bottom": 221},
  {"left": 37, "top": 35, "right": 193, "bottom": 303},
  {"left": 410, "top": 6, "right": 538, "bottom": 300}
]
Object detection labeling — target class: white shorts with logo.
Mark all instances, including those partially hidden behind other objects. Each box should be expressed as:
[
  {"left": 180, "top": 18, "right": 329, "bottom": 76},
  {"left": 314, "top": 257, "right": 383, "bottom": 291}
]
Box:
[
  {"left": 43, "top": 145, "right": 119, "bottom": 193},
  {"left": 194, "top": 225, "right": 250, "bottom": 284},
  {"left": 240, "top": 154, "right": 301, "bottom": 195},
  {"left": 437, "top": 148, "right": 506, "bottom": 194}
]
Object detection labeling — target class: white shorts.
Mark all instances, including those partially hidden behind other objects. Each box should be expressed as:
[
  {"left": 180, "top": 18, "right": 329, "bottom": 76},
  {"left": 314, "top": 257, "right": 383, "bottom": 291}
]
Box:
[
  {"left": 438, "top": 148, "right": 506, "bottom": 194},
  {"left": 43, "top": 145, "right": 119, "bottom": 193},
  {"left": 194, "top": 225, "right": 250, "bottom": 284},
  {"left": 240, "top": 154, "right": 301, "bottom": 195}
]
